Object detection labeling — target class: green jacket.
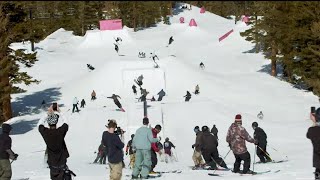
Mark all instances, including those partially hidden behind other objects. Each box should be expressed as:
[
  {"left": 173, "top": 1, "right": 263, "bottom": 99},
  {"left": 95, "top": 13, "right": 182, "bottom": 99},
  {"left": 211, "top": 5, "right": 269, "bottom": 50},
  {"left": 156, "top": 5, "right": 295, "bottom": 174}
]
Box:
[{"left": 132, "top": 125, "right": 158, "bottom": 150}]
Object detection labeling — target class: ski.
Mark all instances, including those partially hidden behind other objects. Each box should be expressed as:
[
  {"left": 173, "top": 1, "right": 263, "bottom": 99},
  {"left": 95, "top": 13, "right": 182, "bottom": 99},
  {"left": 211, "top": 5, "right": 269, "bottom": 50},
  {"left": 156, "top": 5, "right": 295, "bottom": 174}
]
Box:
[
  {"left": 254, "top": 159, "right": 288, "bottom": 164},
  {"left": 190, "top": 166, "right": 230, "bottom": 171},
  {"left": 13, "top": 179, "right": 29, "bottom": 180},
  {"left": 155, "top": 170, "right": 182, "bottom": 174},
  {"left": 240, "top": 170, "right": 271, "bottom": 176},
  {"left": 208, "top": 173, "right": 221, "bottom": 176}
]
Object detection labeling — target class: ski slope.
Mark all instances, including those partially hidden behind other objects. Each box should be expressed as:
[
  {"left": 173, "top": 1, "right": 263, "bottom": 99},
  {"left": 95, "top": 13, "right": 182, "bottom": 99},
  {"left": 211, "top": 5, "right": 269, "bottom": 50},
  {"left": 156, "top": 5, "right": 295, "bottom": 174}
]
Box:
[{"left": 7, "top": 3, "right": 320, "bottom": 180}]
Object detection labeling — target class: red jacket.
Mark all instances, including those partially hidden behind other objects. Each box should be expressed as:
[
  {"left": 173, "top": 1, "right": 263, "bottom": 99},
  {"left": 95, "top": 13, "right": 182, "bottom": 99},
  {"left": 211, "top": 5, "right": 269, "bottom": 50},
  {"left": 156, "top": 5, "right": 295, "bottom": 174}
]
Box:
[{"left": 151, "top": 128, "right": 159, "bottom": 152}]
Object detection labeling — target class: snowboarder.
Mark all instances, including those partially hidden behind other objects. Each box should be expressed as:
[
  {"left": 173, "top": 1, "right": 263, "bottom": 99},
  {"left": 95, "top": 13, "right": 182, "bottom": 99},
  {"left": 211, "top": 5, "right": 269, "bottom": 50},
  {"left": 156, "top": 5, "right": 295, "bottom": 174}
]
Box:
[
  {"left": 150, "top": 125, "right": 162, "bottom": 174},
  {"left": 257, "top": 111, "right": 264, "bottom": 120},
  {"left": 199, "top": 62, "right": 205, "bottom": 69},
  {"left": 91, "top": 90, "right": 96, "bottom": 100},
  {"left": 226, "top": 114, "right": 257, "bottom": 174},
  {"left": 114, "top": 43, "right": 119, "bottom": 54},
  {"left": 102, "top": 119, "right": 124, "bottom": 180},
  {"left": 157, "top": 89, "right": 166, "bottom": 101},
  {"left": 136, "top": 75, "right": 144, "bottom": 87},
  {"left": 184, "top": 91, "right": 192, "bottom": 102},
  {"left": 80, "top": 99, "right": 86, "bottom": 108},
  {"left": 211, "top": 124, "right": 218, "bottom": 140},
  {"left": 107, "top": 94, "right": 125, "bottom": 112},
  {"left": 252, "top": 122, "right": 272, "bottom": 163},
  {"left": 87, "top": 64, "right": 95, "bottom": 70},
  {"left": 72, "top": 97, "right": 80, "bottom": 113},
  {"left": 163, "top": 137, "right": 176, "bottom": 163},
  {"left": 126, "top": 134, "right": 136, "bottom": 169},
  {"left": 132, "top": 117, "right": 160, "bottom": 179},
  {"left": 132, "top": 85, "right": 137, "bottom": 95},
  {"left": 38, "top": 105, "right": 72, "bottom": 180},
  {"left": 168, "top": 36, "right": 174, "bottom": 46},
  {"left": 201, "top": 125, "right": 228, "bottom": 170},
  {"left": 0, "top": 124, "right": 18, "bottom": 180},
  {"left": 192, "top": 126, "right": 206, "bottom": 169},
  {"left": 195, "top": 85, "right": 200, "bottom": 95},
  {"left": 307, "top": 107, "right": 320, "bottom": 180},
  {"left": 93, "top": 141, "right": 107, "bottom": 164}
]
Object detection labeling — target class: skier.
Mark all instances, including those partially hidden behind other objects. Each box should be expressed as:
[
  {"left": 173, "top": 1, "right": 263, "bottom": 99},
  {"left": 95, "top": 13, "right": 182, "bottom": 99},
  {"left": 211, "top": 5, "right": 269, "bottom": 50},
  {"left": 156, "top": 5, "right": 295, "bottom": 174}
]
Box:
[
  {"left": 150, "top": 125, "right": 162, "bottom": 174},
  {"left": 136, "top": 75, "right": 144, "bottom": 87},
  {"left": 132, "top": 85, "right": 137, "bottom": 95},
  {"left": 307, "top": 107, "right": 320, "bottom": 180},
  {"left": 91, "top": 90, "right": 96, "bottom": 100},
  {"left": 226, "top": 114, "right": 257, "bottom": 174},
  {"left": 0, "top": 124, "right": 18, "bottom": 180},
  {"left": 211, "top": 124, "right": 218, "bottom": 140},
  {"left": 252, "top": 122, "right": 272, "bottom": 163},
  {"left": 183, "top": 91, "right": 192, "bottom": 102},
  {"left": 192, "top": 126, "right": 206, "bottom": 169},
  {"left": 199, "top": 62, "right": 205, "bottom": 69},
  {"left": 168, "top": 36, "right": 174, "bottom": 46},
  {"left": 102, "top": 119, "right": 124, "bottom": 180},
  {"left": 107, "top": 94, "right": 125, "bottom": 112},
  {"left": 93, "top": 141, "right": 107, "bottom": 164},
  {"left": 157, "top": 89, "right": 166, "bottom": 101},
  {"left": 38, "top": 104, "right": 73, "bottom": 180},
  {"left": 126, "top": 134, "right": 136, "bottom": 169},
  {"left": 163, "top": 138, "right": 176, "bottom": 163},
  {"left": 80, "top": 99, "right": 86, "bottom": 108},
  {"left": 257, "top": 111, "right": 264, "bottom": 120},
  {"left": 114, "top": 43, "right": 119, "bottom": 54},
  {"left": 72, "top": 97, "right": 80, "bottom": 113},
  {"left": 132, "top": 118, "right": 160, "bottom": 179},
  {"left": 201, "top": 125, "right": 228, "bottom": 170},
  {"left": 195, "top": 85, "right": 200, "bottom": 95}
]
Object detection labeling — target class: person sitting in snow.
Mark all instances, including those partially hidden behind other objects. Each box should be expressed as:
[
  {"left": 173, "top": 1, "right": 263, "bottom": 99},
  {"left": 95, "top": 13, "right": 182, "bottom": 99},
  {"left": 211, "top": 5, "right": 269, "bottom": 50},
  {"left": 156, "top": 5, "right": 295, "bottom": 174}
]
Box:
[
  {"left": 80, "top": 99, "right": 86, "bottom": 108},
  {"left": 184, "top": 91, "right": 192, "bottom": 102},
  {"left": 87, "top": 64, "right": 95, "bottom": 70},
  {"left": 150, "top": 96, "right": 156, "bottom": 102},
  {"left": 195, "top": 85, "right": 200, "bottom": 95}
]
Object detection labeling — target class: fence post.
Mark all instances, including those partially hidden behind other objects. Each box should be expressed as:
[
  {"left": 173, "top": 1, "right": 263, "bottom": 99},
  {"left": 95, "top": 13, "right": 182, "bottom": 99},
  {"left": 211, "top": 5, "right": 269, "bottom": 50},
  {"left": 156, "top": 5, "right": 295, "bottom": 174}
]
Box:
[{"left": 143, "top": 100, "right": 148, "bottom": 118}]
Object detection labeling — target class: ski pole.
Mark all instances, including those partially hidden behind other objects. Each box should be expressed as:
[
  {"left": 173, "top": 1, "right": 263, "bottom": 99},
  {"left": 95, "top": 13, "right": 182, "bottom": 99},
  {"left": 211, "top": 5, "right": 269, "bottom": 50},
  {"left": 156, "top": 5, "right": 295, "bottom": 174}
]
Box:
[
  {"left": 257, "top": 145, "right": 273, "bottom": 161},
  {"left": 267, "top": 144, "right": 288, "bottom": 159},
  {"left": 253, "top": 145, "right": 256, "bottom": 172}
]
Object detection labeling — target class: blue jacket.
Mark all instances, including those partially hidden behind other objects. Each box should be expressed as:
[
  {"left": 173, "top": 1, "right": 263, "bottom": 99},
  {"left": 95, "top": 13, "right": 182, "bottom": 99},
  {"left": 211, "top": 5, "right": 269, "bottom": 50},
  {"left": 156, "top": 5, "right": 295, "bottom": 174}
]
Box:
[
  {"left": 132, "top": 126, "right": 158, "bottom": 150},
  {"left": 102, "top": 131, "right": 124, "bottom": 164}
]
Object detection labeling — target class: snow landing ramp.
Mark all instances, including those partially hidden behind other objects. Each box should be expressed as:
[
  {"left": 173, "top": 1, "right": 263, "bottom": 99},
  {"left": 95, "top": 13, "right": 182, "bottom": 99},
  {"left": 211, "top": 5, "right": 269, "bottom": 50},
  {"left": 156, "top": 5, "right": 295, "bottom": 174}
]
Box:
[{"left": 121, "top": 68, "right": 166, "bottom": 98}]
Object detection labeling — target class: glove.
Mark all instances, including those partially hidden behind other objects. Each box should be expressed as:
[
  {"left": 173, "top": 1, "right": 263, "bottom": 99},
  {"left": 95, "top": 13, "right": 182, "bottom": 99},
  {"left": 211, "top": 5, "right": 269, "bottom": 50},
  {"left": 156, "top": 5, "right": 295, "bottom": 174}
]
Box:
[{"left": 126, "top": 152, "right": 128, "bottom": 155}]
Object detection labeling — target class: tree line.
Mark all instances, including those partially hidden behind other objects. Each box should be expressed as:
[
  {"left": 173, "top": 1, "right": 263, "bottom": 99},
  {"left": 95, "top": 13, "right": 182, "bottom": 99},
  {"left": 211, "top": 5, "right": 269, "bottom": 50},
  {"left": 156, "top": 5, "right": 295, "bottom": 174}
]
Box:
[{"left": 1, "top": 1, "right": 320, "bottom": 122}]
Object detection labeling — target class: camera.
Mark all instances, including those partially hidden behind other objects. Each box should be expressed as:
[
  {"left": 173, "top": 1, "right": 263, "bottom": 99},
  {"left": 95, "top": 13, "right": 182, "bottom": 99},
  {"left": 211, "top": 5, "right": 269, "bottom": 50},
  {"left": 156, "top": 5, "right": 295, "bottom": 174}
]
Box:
[
  {"left": 52, "top": 103, "right": 58, "bottom": 111},
  {"left": 115, "top": 127, "right": 125, "bottom": 135},
  {"left": 311, "top": 106, "right": 316, "bottom": 114}
]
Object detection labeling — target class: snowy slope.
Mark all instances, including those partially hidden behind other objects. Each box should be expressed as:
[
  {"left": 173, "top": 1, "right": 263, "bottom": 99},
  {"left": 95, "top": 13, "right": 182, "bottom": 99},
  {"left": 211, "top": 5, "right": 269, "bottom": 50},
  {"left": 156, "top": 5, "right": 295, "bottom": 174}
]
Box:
[{"left": 7, "top": 3, "right": 320, "bottom": 180}]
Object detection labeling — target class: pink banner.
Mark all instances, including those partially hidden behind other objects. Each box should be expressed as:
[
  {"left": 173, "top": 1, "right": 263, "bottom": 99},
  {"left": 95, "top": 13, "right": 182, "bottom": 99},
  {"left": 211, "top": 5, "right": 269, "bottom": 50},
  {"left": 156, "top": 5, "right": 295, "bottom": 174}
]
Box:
[
  {"left": 189, "top": 19, "right": 197, "bottom": 26},
  {"left": 99, "top": 19, "right": 123, "bottom": 30},
  {"left": 219, "top": 29, "right": 234, "bottom": 42}
]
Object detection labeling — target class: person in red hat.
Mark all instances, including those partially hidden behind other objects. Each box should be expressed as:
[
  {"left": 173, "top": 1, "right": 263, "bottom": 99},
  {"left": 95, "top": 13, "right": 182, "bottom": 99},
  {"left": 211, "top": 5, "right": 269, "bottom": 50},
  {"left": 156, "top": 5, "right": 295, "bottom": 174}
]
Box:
[{"left": 226, "top": 114, "right": 257, "bottom": 174}]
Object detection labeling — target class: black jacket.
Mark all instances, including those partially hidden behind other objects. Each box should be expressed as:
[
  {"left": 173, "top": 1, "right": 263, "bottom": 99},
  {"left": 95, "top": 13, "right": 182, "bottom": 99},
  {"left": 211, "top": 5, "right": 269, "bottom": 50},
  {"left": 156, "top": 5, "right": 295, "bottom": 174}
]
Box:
[
  {"left": 253, "top": 127, "right": 267, "bottom": 145},
  {"left": 201, "top": 131, "right": 218, "bottom": 152},
  {"left": 102, "top": 131, "right": 124, "bottom": 164},
  {"left": 211, "top": 126, "right": 218, "bottom": 136},
  {"left": 307, "top": 125, "right": 320, "bottom": 168},
  {"left": 39, "top": 124, "right": 69, "bottom": 166},
  {"left": 164, "top": 141, "right": 175, "bottom": 150},
  {"left": 0, "top": 132, "right": 12, "bottom": 160}
]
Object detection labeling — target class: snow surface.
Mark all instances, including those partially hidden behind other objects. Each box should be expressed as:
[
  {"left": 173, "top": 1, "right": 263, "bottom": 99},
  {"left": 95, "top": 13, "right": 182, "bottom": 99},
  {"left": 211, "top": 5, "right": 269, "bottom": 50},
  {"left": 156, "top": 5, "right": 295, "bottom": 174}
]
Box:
[{"left": 6, "top": 4, "right": 320, "bottom": 180}]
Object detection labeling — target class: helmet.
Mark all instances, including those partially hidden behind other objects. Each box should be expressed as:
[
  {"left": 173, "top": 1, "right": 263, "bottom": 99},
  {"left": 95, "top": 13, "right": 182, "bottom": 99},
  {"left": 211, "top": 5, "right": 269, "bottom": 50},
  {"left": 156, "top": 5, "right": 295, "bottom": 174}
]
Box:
[
  {"left": 165, "top": 137, "right": 169, "bottom": 141},
  {"left": 252, "top": 122, "right": 258, "bottom": 128},
  {"left": 316, "top": 107, "right": 320, "bottom": 122},
  {"left": 131, "top": 134, "right": 135, "bottom": 139}
]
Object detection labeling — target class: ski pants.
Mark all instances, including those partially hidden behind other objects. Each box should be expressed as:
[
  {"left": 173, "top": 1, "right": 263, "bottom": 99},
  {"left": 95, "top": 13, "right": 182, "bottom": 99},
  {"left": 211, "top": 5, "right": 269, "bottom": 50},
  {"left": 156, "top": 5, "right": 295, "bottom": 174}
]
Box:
[
  {"left": 80, "top": 103, "right": 85, "bottom": 108},
  {"left": 316, "top": 168, "right": 320, "bottom": 180},
  {"left": 195, "top": 90, "right": 199, "bottom": 95},
  {"left": 114, "top": 100, "right": 122, "bottom": 109},
  {"left": 233, "top": 151, "right": 251, "bottom": 173},
  {"left": 129, "top": 154, "right": 136, "bottom": 169},
  {"left": 91, "top": 96, "right": 96, "bottom": 100},
  {"left": 72, "top": 104, "right": 79, "bottom": 113},
  {"left": 192, "top": 150, "right": 205, "bottom": 166},
  {"left": 49, "top": 164, "right": 67, "bottom": 180},
  {"left": 0, "top": 159, "right": 11, "bottom": 180},
  {"left": 132, "top": 149, "right": 152, "bottom": 178},
  {"left": 202, "top": 150, "right": 228, "bottom": 169},
  {"left": 151, "top": 149, "right": 158, "bottom": 171},
  {"left": 109, "top": 161, "right": 123, "bottom": 180},
  {"left": 185, "top": 97, "right": 191, "bottom": 102},
  {"left": 256, "top": 143, "right": 271, "bottom": 163},
  {"left": 158, "top": 96, "right": 163, "bottom": 101}
]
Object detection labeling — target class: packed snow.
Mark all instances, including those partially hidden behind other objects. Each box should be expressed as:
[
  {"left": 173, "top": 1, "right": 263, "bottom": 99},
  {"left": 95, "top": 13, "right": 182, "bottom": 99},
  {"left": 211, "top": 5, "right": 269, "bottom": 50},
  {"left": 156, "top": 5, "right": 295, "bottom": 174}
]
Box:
[{"left": 6, "top": 3, "right": 320, "bottom": 180}]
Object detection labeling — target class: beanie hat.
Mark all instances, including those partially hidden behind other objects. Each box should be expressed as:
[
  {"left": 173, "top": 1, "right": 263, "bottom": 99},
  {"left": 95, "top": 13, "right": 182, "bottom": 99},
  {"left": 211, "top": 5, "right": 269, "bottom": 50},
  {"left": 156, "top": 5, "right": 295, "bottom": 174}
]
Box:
[
  {"left": 2, "top": 124, "right": 12, "bottom": 133},
  {"left": 252, "top": 122, "right": 258, "bottom": 128},
  {"left": 235, "top": 114, "right": 242, "bottom": 122},
  {"left": 47, "top": 113, "right": 59, "bottom": 126},
  {"left": 155, "top": 124, "right": 162, "bottom": 131},
  {"left": 143, "top": 117, "right": 149, "bottom": 125}
]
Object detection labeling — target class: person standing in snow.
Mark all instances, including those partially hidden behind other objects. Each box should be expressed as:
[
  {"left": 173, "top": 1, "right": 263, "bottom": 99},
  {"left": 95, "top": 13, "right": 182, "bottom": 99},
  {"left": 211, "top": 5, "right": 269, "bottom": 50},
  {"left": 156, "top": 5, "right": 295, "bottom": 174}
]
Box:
[
  {"left": 72, "top": 97, "right": 79, "bottom": 113},
  {"left": 226, "top": 114, "right": 257, "bottom": 174},
  {"left": 80, "top": 99, "right": 86, "bottom": 108},
  {"left": 184, "top": 91, "right": 192, "bottom": 102},
  {"left": 0, "top": 124, "right": 18, "bottom": 180},
  {"left": 132, "top": 118, "right": 159, "bottom": 179},
  {"left": 102, "top": 120, "right": 124, "bottom": 180},
  {"left": 38, "top": 104, "right": 72, "bottom": 180},
  {"left": 91, "top": 90, "right": 96, "bottom": 101},
  {"left": 201, "top": 125, "right": 228, "bottom": 170},
  {"left": 157, "top": 89, "right": 166, "bottom": 101},
  {"left": 168, "top": 36, "right": 174, "bottom": 46},
  {"left": 252, "top": 122, "right": 272, "bottom": 163},
  {"left": 126, "top": 134, "right": 136, "bottom": 169},
  {"left": 163, "top": 137, "right": 176, "bottom": 163},
  {"left": 307, "top": 107, "right": 320, "bottom": 180},
  {"left": 150, "top": 125, "right": 162, "bottom": 174},
  {"left": 107, "top": 94, "right": 125, "bottom": 112},
  {"left": 192, "top": 126, "right": 206, "bottom": 169},
  {"left": 93, "top": 141, "right": 107, "bottom": 164},
  {"left": 132, "top": 85, "right": 137, "bottom": 95},
  {"left": 195, "top": 85, "right": 200, "bottom": 95},
  {"left": 211, "top": 125, "right": 218, "bottom": 140}
]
